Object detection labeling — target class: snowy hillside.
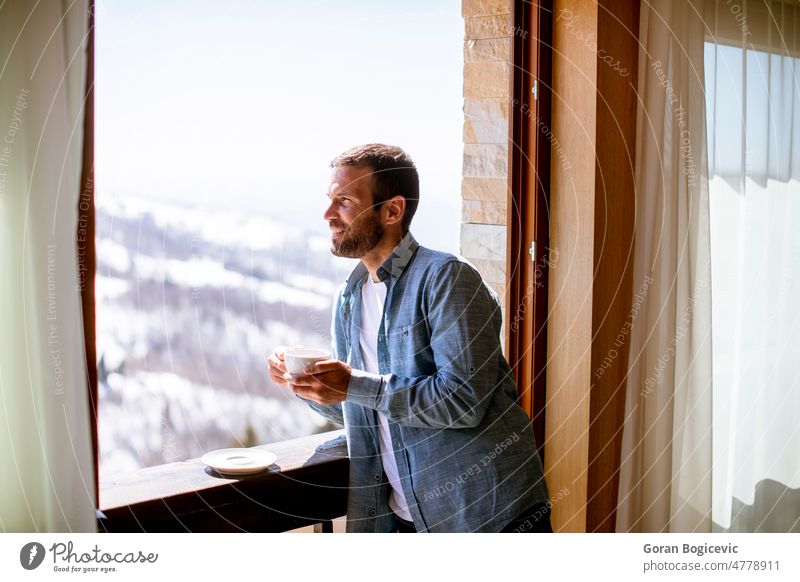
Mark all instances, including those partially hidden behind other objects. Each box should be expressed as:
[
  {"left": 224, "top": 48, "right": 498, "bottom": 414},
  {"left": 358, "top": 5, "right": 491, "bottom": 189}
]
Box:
[{"left": 95, "top": 195, "right": 352, "bottom": 478}]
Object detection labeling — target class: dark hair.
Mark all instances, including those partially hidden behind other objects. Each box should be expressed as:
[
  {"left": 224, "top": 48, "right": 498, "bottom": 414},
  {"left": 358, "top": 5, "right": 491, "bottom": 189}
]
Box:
[{"left": 330, "top": 143, "right": 419, "bottom": 233}]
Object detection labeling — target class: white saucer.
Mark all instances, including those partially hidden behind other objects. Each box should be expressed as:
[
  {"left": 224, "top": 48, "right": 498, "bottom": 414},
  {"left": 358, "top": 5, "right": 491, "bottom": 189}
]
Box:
[{"left": 201, "top": 448, "right": 277, "bottom": 475}]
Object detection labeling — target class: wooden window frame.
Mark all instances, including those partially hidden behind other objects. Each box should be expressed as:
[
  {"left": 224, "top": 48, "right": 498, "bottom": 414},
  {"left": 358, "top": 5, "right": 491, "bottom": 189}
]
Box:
[
  {"left": 79, "top": 0, "right": 98, "bottom": 506},
  {"left": 80, "top": 0, "right": 556, "bottom": 528},
  {"left": 506, "top": 0, "right": 553, "bottom": 463}
]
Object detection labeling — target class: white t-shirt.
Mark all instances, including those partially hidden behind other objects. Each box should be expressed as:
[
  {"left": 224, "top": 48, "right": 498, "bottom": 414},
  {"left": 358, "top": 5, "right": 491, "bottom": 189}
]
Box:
[{"left": 359, "top": 274, "right": 413, "bottom": 522}]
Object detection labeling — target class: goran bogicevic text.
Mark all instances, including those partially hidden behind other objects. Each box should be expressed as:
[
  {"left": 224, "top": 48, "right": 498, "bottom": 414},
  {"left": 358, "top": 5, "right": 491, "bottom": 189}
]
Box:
[{"left": 644, "top": 543, "right": 739, "bottom": 557}]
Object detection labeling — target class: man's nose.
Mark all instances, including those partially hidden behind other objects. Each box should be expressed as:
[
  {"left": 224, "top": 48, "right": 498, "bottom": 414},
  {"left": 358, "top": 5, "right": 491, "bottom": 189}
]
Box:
[{"left": 323, "top": 202, "right": 337, "bottom": 222}]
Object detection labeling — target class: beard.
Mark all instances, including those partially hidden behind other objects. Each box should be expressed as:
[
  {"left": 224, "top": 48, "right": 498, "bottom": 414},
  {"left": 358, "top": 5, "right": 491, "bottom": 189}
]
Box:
[{"left": 330, "top": 210, "right": 384, "bottom": 259}]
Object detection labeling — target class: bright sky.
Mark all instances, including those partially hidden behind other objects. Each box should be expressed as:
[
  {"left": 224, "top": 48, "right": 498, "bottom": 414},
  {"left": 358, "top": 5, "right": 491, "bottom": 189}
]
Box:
[{"left": 95, "top": 0, "right": 464, "bottom": 254}]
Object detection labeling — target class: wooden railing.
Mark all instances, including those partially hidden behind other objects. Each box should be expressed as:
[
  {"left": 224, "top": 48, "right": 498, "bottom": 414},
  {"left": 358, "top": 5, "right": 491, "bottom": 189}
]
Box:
[{"left": 97, "top": 430, "right": 349, "bottom": 532}]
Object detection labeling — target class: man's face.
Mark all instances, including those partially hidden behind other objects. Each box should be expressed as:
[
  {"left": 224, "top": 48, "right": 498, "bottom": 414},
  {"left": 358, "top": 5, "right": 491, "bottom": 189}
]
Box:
[{"left": 324, "top": 165, "right": 384, "bottom": 258}]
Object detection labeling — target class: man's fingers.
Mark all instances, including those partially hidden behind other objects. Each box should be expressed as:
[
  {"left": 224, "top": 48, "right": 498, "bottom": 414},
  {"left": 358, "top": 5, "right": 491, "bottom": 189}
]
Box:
[
  {"left": 270, "top": 345, "right": 296, "bottom": 365},
  {"left": 270, "top": 370, "right": 288, "bottom": 386},
  {"left": 267, "top": 351, "right": 290, "bottom": 387},
  {"left": 268, "top": 353, "right": 286, "bottom": 371},
  {"left": 305, "top": 358, "right": 340, "bottom": 374},
  {"left": 269, "top": 361, "right": 288, "bottom": 382},
  {"left": 290, "top": 384, "right": 309, "bottom": 400},
  {"left": 285, "top": 372, "right": 315, "bottom": 387},
  {"left": 291, "top": 385, "right": 337, "bottom": 406},
  {"left": 291, "top": 384, "right": 319, "bottom": 403}
]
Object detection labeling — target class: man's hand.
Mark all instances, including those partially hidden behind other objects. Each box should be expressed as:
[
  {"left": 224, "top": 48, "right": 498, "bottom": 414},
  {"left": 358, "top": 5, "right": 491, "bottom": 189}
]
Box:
[
  {"left": 267, "top": 346, "right": 293, "bottom": 386},
  {"left": 285, "top": 359, "right": 351, "bottom": 405}
]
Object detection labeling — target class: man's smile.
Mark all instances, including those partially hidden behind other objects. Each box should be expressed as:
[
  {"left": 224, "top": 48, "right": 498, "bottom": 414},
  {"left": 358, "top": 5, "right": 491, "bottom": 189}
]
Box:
[{"left": 330, "top": 223, "right": 347, "bottom": 238}]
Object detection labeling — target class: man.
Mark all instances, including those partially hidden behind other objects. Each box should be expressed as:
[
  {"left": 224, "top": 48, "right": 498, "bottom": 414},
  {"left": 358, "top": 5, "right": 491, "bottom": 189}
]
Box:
[{"left": 268, "top": 144, "right": 550, "bottom": 533}]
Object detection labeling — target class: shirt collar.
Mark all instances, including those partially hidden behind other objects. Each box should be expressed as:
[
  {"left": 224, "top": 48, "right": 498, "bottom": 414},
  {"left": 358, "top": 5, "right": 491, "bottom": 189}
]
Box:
[{"left": 345, "top": 231, "right": 419, "bottom": 292}]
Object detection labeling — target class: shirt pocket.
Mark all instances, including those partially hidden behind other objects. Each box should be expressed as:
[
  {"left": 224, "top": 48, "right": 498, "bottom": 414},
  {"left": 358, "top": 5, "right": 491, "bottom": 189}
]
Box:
[{"left": 391, "top": 322, "right": 435, "bottom": 376}]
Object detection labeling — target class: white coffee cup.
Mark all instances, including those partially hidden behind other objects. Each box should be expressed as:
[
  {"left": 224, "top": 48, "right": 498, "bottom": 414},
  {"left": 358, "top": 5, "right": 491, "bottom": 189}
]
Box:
[{"left": 283, "top": 347, "right": 331, "bottom": 375}]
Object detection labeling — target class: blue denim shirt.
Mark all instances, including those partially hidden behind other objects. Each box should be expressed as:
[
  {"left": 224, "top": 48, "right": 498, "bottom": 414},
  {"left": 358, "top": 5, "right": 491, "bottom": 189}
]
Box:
[{"left": 303, "top": 231, "right": 549, "bottom": 532}]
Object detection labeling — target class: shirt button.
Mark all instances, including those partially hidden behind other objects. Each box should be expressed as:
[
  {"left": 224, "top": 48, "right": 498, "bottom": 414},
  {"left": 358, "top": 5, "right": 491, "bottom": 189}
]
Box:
[
  {"left": 403, "top": 329, "right": 409, "bottom": 336},
  {"left": 369, "top": 509, "right": 376, "bottom": 517},
  {"left": 375, "top": 474, "right": 382, "bottom": 481}
]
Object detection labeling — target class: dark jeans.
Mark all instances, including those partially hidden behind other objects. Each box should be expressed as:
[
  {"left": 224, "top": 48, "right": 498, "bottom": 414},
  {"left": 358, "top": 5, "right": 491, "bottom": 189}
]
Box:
[
  {"left": 394, "top": 515, "right": 417, "bottom": 533},
  {"left": 499, "top": 500, "right": 553, "bottom": 532},
  {"left": 393, "top": 501, "right": 553, "bottom": 533}
]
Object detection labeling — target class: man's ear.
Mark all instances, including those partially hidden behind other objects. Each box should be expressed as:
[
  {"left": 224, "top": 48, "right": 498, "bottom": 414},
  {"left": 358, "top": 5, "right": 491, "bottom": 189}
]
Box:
[{"left": 382, "top": 195, "right": 406, "bottom": 227}]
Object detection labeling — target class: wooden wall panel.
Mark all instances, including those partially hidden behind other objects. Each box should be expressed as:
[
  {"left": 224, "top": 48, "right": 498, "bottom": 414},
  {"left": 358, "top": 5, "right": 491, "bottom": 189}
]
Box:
[
  {"left": 545, "top": 0, "right": 598, "bottom": 533},
  {"left": 544, "top": 0, "right": 639, "bottom": 532},
  {"left": 588, "top": 0, "right": 639, "bottom": 533}
]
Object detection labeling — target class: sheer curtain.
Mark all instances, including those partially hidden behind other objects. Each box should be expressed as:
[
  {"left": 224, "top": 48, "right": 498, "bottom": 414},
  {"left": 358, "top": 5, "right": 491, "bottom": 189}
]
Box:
[
  {"left": 616, "top": 0, "right": 714, "bottom": 532},
  {"left": 0, "top": 1, "right": 96, "bottom": 531},
  {"left": 705, "top": 0, "right": 800, "bottom": 532},
  {"left": 618, "top": 0, "right": 800, "bottom": 533}
]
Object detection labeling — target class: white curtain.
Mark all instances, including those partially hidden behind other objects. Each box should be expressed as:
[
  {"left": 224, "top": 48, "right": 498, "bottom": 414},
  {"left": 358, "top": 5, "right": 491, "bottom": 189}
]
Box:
[
  {"left": 616, "top": 0, "right": 714, "bottom": 532},
  {"left": 0, "top": 1, "right": 96, "bottom": 531},
  {"left": 705, "top": 0, "right": 800, "bottom": 532}
]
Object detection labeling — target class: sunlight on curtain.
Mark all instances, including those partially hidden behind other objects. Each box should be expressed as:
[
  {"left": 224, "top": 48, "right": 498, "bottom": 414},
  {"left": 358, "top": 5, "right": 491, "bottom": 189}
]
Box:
[
  {"left": 616, "top": 0, "right": 713, "bottom": 533},
  {"left": 0, "top": 1, "right": 96, "bottom": 531},
  {"left": 704, "top": 0, "right": 800, "bottom": 532}
]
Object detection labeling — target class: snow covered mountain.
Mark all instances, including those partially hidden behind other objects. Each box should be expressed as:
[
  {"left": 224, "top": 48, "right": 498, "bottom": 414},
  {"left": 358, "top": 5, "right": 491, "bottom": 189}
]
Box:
[{"left": 95, "top": 194, "right": 352, "bottom": 478}]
